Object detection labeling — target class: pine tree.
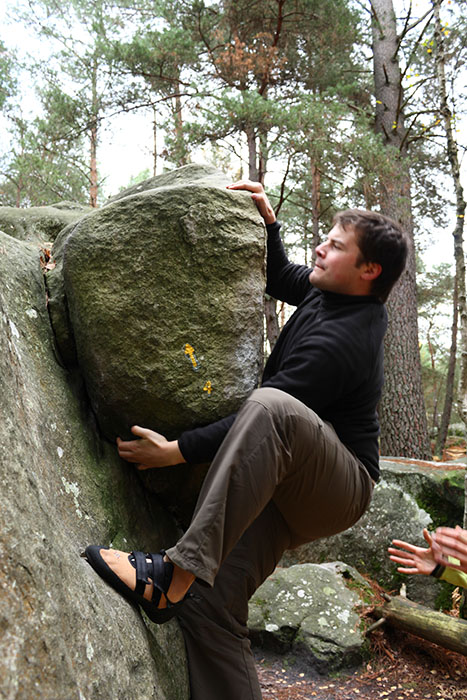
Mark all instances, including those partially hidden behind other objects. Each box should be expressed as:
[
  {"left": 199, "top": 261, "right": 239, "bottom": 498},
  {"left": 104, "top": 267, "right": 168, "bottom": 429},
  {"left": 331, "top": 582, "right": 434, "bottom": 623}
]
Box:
[{"left": 370, "top": 0, "right": 431, "bottom": 458}]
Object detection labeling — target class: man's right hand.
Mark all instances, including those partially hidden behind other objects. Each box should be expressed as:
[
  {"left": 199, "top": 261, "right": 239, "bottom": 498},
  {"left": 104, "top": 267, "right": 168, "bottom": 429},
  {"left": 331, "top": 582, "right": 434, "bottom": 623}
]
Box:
[
  {"left": 227, "top": 180, "right": 277, "bottom": 225},
  {"left": 117, "top": 426, "right": 186, "bottom": 470}
]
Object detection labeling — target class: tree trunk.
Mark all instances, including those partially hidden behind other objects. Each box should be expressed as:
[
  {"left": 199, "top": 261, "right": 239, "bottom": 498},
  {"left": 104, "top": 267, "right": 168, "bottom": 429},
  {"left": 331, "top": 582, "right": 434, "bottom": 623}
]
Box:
[
  {"left": 246, "top": 121, "right": 277, "bottom": 349},
  {"left": 246, "top": 125, "right": 259, "bottom": 181},
  {"left": 152, "top": 104, "right": 157, "bottom": 177},
  {"left": 426, "top": 322, "right": 439, "bottom": 435},
  {"left": 370, "top": 0, "right": 431, "bottom": 458},
  {"left": 432, "top": 0, "right": 467, "bottom": 620},
  {"left": 375, "top": 595, "right": 467, "bottom": 655},
  {"left": 258, "top": 132, "right": 268, "bottom": 186},
  {"left": 264, "top": 295, "right": 280, "bottom": 351},
  {"left": 435, "top": 278, "right": 458, "bottom": 458},
  {"left": 174, "top": 80, "right": 188, "bottom": 167},
  {"left": 89, "top": 55, "right": 98, "bottom": 209},
  {"left": 433, "top": 0, "right": 467, "bottom": 430},
  {"left": 310, "top": 159, "right": 321, "bottom": 266}
]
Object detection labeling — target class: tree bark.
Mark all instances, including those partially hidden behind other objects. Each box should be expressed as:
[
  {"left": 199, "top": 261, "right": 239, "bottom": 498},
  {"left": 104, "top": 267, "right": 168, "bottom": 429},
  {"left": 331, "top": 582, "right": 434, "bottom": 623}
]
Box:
[
  {"left": 310, "top": 159, "right": 321, "bottom": 266},
  {"left": 89, "top": 55, "right": 98, "bottom": 209},
  {"left": 174, "top": 80, "right": 188, "bottom": 167},
  {"left": 370, "top": 0, "right": 431, "bottom": 458},
  {"left": 246, "top": 120, "right": 277, "bottom": 348},
  {"left": 426, "top": 321, "right": 439, "bottom": 435},
  {"left": 264, "top": 295, "right": 280, "bottom": 351},
  {"left": 375, "top": 595, "right": 467, "bottom": 655},
  {"left": 246, "top": 125, "right": 259, "bottom": 182},
  {"left": 435, "top": 278, "right": 458, "bottom": 458},
  {"left": 258, "top": 131, "right": 268, "bottom": 186},
  {"left": 433, "top": 0, "right": 467, "bottom": 431},
  {"left": 152, "top": 104, "right": 157, "bottom": 177}
]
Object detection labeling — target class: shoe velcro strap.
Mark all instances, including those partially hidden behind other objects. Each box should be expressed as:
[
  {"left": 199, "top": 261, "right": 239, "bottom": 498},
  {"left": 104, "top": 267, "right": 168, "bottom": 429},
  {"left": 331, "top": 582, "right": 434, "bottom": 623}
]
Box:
[
  {"left": 132, "top": 550, "right": 151, "bottom": 596},
  {"left": 148, "top": 552, "right": 174, "bottom": 603}
]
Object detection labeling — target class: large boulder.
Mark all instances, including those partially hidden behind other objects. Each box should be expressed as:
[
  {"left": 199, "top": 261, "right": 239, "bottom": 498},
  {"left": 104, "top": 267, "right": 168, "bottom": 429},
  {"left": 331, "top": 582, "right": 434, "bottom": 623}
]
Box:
[
  {"left": 0, "top": 201, "right": 90, "bottom": 243},
  {"left": 46, "top": 164, "right": 266, "bottom": 444},
  {"left": 104, "top": 163, "right": 231, "bottom": 205},
  {"left": 248, "top": 562, "right": 371, "bottom": 673},
  {"left": 281, "top": 458, "right": 466, "bottom": 607},
  {"left": 0, "top": 229, "right": 190, "bottom": 699}
]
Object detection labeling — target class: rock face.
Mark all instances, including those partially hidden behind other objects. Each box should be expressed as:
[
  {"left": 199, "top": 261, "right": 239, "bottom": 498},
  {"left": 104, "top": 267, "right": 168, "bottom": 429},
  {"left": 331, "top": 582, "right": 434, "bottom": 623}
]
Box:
[
  {"left": 1, "top": 166, "right": 267, "bottom": 697},
  {"left": 47, "top": 164, "right": 266, "bottom": 443},
  {"left": 0, "top": 201, "right": 90, "bottom": 243},
  {"left": 249, "top": 562, "right": 371, "bottom": 673},
  {"left": 281, "top": 458, "right": 466, "bottom": 607},
  {"left": 0, "top": 230, "right": 190, "bottom": 699}
]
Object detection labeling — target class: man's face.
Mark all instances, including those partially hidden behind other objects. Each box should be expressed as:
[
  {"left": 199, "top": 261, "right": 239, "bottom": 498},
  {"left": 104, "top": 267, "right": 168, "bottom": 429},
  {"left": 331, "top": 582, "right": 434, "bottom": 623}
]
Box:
[{"left": 308, "top": 224, "right": 369, "bottom": 295}]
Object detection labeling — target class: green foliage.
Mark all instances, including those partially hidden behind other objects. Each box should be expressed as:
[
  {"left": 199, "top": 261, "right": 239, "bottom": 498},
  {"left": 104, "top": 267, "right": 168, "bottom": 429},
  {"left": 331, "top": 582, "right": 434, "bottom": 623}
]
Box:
[
  {"left": 0, "top": 39, "right": 17, "bottom": 110},
  {"left": 417, "top": 262, "right": 458, "bottom": 433},
  {"left": 0, "top": 107, "right": 89, "bottom": 206},
  {"left": 4, "top": 0, "right": 141, "bottom": 204},
  {"left": 1, "top": 0, "right": 465, "bottom": 275},
  {"left": 417, "top": 262, "right": 454, "bottom": 312},
  {"left": 435, "top": 580, "right": 459, "bottom": 613},
  {"left": 119, "top": 168, "right": 151, "bottom": 192}
]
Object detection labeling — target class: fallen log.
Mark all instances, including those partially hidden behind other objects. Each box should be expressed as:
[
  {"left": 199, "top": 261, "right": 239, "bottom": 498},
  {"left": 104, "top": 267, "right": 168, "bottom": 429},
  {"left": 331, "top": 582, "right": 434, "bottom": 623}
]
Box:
[{"left": 374, "top": 595, "right": 467, "bottom": 655}]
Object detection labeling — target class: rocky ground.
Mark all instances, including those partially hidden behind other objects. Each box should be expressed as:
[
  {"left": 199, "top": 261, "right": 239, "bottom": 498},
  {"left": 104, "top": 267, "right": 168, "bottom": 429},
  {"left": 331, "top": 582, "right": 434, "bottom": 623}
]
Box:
[
  {"left": 255, "top": 628, "right": 467, "bottom": 699},
  {"left": 255, "top": 436, "right": 467, "bottom": 699}
]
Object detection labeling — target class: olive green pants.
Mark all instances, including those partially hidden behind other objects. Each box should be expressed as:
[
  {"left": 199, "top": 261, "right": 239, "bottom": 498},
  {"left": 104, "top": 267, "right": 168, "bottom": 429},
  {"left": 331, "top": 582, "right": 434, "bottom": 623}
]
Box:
[{"left": 166, "top": 388, "right": 374, "bottom": 700}]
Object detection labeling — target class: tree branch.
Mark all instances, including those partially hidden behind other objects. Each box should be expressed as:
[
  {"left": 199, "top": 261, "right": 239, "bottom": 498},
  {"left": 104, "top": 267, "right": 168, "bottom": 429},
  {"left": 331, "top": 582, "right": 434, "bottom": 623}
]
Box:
[{"left": 274, "top": 151, "right": 294, "bottom": 215}]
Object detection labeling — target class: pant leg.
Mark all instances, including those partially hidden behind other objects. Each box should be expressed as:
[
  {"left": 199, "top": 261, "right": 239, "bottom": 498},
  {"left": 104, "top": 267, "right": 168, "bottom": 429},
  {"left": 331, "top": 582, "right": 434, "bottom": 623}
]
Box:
[
  {"left": 178, "top": 500, "right": 291, "bottom": 700},
  {"left": 167, "top": 387, "right": 373, "bottom": 585}
]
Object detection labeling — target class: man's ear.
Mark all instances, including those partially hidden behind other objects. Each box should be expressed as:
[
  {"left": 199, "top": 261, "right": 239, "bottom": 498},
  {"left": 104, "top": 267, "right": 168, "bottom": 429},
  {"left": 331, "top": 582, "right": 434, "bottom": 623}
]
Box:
[{"left": 360, "top": 261, "right": 382, "bottom": 281}]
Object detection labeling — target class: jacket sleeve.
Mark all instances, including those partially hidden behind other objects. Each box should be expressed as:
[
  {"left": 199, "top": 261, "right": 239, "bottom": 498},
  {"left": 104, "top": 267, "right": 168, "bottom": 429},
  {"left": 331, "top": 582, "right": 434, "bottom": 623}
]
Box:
[
  {"left": 177, "top": 414, "right": 236, "bottom": 464},
  {"left": 265, "top": 221, "right": 312, "bottom": 305},
  {"left": 440, "top": 567, "right": 467, "bottom": 588}
]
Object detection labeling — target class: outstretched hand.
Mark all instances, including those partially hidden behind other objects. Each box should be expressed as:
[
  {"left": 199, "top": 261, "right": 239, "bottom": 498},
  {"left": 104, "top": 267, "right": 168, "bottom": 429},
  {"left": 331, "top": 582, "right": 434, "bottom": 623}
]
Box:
[
  {"left": 117, "top": 426, "right": 185, "bottom": 470},
  {"left": 227, "top": 180, "right": 277, "bottom": 225},
  {"left": 387, "top": 528, "right": 436, "bottom": 576},
  {"left": 432, "top": 525, "right": 467, "bottom": 573}
]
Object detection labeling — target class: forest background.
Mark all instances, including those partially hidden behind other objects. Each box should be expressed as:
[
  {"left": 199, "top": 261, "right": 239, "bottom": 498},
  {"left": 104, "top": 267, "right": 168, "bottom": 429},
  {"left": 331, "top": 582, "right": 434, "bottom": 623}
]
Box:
[{"left": 1, "top": 0, "right": 466, "bottom": 462}]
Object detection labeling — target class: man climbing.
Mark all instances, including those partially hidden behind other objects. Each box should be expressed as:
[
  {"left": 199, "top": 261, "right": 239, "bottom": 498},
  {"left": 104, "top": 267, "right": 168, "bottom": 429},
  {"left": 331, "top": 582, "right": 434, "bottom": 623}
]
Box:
[{"left": 84, "top": 180, "right": 408, "bottom": 699}]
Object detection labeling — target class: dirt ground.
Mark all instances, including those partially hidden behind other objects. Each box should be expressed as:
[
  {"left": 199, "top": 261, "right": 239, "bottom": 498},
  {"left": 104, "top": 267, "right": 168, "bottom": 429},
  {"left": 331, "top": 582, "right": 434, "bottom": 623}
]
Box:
[{"left": 255, "top": 628, "right": 467, "bottom": 699}]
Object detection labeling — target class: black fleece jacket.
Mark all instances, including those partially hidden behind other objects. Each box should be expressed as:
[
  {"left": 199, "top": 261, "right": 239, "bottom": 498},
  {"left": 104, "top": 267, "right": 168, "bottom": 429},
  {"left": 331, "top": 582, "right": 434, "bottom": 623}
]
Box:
[{"left": 178, "top": 221, "right": 387, "bottom": 482}]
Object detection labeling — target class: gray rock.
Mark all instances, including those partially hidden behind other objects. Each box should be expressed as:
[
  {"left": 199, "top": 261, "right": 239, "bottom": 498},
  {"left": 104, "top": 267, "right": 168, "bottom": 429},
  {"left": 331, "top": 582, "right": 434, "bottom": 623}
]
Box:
[
  {"left": 104, "top": 163, "right": 231, "bottom": 205},
  {"left": 48, "top": 164, "right": 265, "bottom": 445},
  {"left": 0, "top": 202, "right": 90, "bottom": 243},
  {"left": 281, "top": 458, "right": 466, "bottom": 607},
  {"left": 249, "top": 562, "right": 371, "bottom": 673},
  {"left": 0, "top": 230, "right": 189, "bottom": 700}
]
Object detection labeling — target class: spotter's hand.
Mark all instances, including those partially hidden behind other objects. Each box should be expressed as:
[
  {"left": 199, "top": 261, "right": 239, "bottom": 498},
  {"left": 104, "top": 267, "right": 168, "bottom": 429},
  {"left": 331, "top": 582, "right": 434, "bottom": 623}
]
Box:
[
  {"left": 432, "top": 525, "right": 467, "bottom": 573},
  {"left": 227, "top": 180, "right": 276, "bottom": 225},
  {"left": 388, "top": 528, "right": 436, "bottom": 576},
  {"left": 117, "top": 426, "right": 185, "bottom": 470}
]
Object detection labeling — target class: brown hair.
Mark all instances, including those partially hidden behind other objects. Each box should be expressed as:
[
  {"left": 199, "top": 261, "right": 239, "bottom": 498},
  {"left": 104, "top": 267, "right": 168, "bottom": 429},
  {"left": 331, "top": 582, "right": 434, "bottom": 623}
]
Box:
[{"left": 334, "top": 209, "right": 408, "bottom": 303}]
